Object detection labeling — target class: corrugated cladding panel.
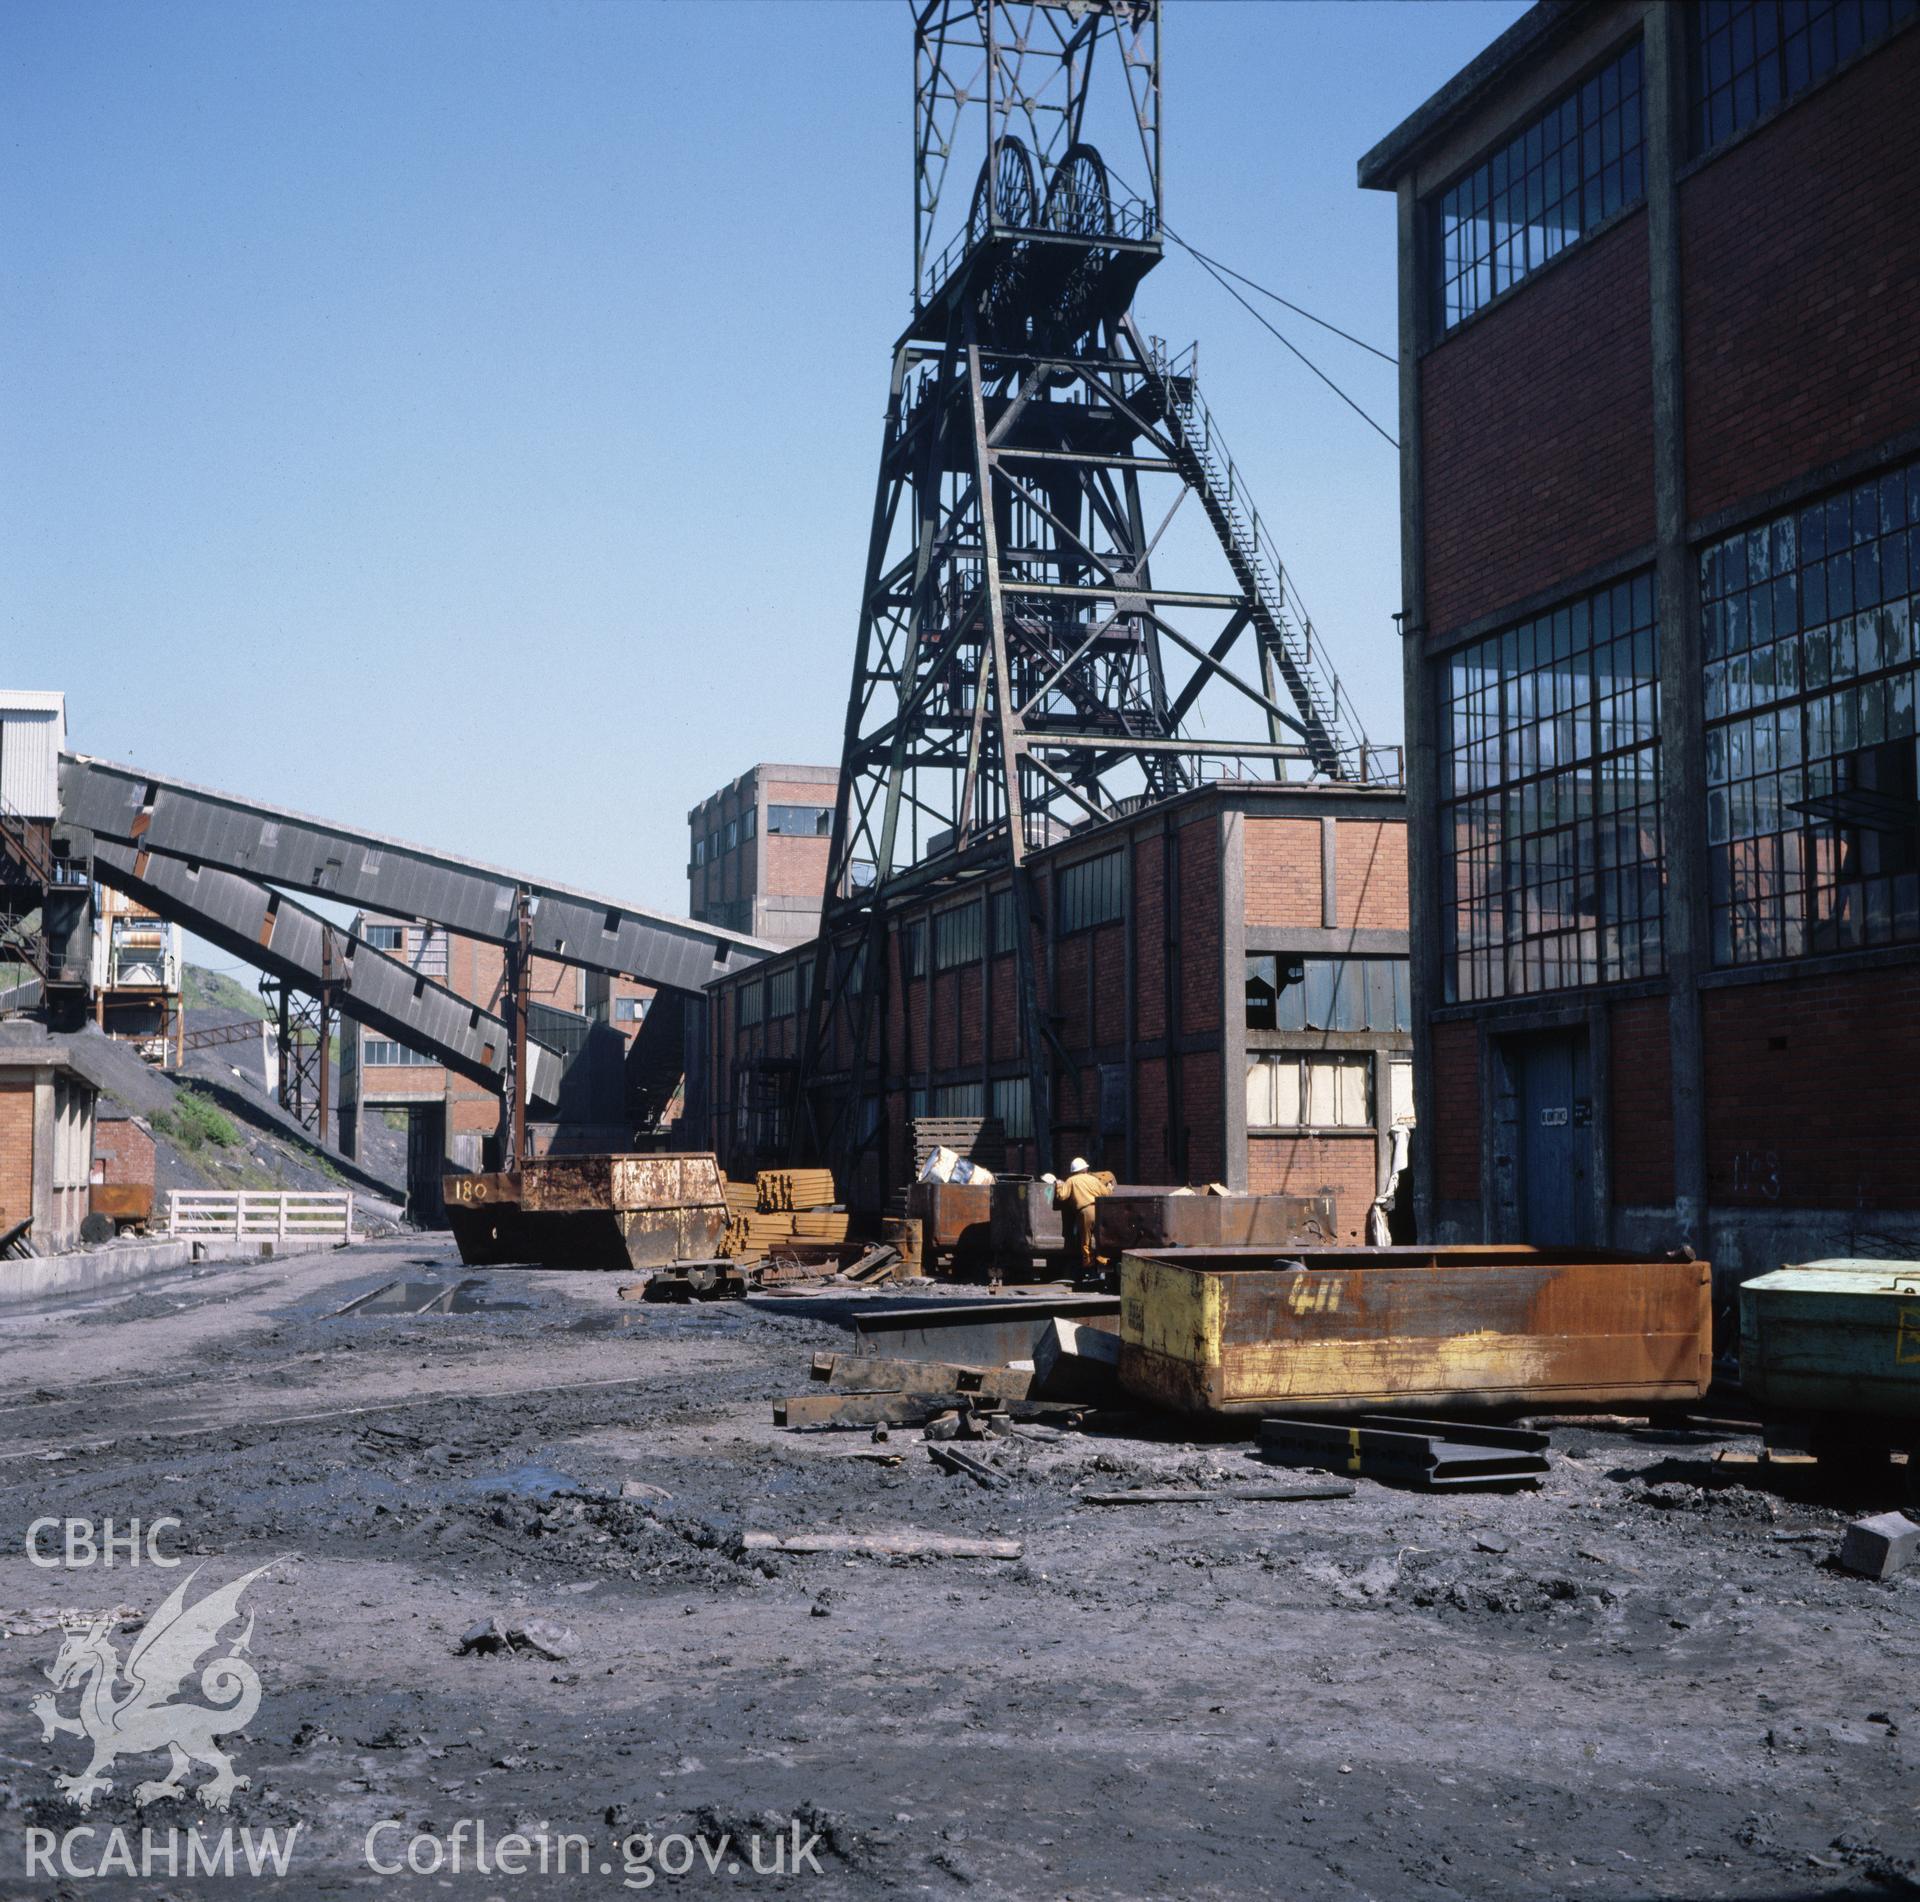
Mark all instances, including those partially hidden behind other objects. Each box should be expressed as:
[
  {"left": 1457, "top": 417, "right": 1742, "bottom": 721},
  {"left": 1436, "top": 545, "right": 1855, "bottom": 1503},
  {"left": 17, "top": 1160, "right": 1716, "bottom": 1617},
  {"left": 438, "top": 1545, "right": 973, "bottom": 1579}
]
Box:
[{"left": 0, "top": 696, "right": 66, "bottom": 818}]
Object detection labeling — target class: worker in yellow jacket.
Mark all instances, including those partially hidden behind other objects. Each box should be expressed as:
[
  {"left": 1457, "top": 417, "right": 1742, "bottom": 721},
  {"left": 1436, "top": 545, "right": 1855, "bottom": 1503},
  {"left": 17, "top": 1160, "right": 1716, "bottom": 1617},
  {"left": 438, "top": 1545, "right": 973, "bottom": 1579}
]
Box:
[{"left": 1045, "top": 1156, "right": 1113, "bottom": 1280}]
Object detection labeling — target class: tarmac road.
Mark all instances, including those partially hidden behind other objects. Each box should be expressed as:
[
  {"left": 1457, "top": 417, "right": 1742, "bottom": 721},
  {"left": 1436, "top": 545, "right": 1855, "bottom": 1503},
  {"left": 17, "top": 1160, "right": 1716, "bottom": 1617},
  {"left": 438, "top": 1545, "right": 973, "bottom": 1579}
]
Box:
[{"left": 0, "top": 1234, "right": 1914, "bottom": 1900}]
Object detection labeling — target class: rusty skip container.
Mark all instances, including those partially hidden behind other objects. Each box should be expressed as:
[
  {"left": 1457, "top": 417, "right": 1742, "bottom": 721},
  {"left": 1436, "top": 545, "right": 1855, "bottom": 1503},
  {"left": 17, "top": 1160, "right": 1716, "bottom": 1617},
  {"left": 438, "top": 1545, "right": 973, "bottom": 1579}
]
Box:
[
  {"left": 1095, "top": 1188, "right": 1338, "bottom": 1256},
  {"left": 1119, "top": 1244, "right": 1712, "bottom": 1417},
  {"left": 442, "top": 1170, "right": 534, "bottom": 1266},
  {"left": 907, "top": 1179, "right": 994, "bottom": 1275},
  {"left": 989, "top": 1176, "right": 1065, "bottom": 1266},
  {"left": 444, "top": 1154, "right": 727, "bottom": 1272}
]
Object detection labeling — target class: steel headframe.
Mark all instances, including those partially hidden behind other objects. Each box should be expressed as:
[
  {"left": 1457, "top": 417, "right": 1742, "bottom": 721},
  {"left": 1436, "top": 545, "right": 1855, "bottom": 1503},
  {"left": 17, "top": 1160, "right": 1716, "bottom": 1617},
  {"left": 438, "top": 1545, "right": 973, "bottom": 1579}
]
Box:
[{"left": 799, "top": 0, "right": 1380, "bottom": 1190}]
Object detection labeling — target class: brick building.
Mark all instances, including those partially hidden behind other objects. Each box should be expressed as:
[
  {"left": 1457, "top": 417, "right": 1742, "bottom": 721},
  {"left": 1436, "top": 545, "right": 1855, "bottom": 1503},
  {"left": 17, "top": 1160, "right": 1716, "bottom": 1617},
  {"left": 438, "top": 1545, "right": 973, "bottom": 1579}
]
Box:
[
  {"left": 704, "top": 781, "right": 1412, "bottom": 1241},
  {"left": 337, "top": 912, "right": 639, "bottom": 1215},
  {"left": 0, "top": 1033, "right": 97, "bottom": 1252},
  {"left": 689, "top": 764, "right": 839, "bottom": 946},
  {"left": 1361, "top": 0, "right": 1920, "bottom": 1284}
]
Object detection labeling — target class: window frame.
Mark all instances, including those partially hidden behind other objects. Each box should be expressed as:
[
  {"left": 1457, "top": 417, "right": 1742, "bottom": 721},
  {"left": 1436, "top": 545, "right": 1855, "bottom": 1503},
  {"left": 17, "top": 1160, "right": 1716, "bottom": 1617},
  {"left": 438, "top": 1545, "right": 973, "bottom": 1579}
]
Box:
[
  {"left": 1440, "top": 570, "right": 1666, "bottom": 1002},
  {"left": 933, "top": 898, "right": 984, "bottom": 971},
  {"left": 1244, "top": 1052, "right": 1376, "bottom": 1131},
  {"left": 1690, "top": 0, "right": 1918, "bottom": 157},
  {"left": 1701, "top": 454, "right": 1920, "bottom": 966},
  {"left": 766, "top": 803, "right": 832, "bottom": 838},
  {"left": 1057, "top": 848, "right": 1125, "bottom": 936},
  {"left": 1430, "top": 36, "right": 1646, "bottom": 336}
]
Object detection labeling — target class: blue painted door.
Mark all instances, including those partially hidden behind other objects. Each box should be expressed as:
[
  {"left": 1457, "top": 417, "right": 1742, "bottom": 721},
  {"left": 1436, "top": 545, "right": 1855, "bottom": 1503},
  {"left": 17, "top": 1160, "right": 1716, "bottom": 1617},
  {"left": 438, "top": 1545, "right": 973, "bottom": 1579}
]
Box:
[{"left": 1517, "top": 1031, "right": 1592, "bottom": 1247}]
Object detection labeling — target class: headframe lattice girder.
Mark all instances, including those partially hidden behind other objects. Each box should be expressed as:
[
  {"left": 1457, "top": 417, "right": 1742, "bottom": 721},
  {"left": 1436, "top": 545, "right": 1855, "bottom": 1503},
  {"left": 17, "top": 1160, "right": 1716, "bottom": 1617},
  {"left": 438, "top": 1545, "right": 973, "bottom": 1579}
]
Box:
[{"left": 795, "top": 0, "right": 1375, "bottom": 1183}]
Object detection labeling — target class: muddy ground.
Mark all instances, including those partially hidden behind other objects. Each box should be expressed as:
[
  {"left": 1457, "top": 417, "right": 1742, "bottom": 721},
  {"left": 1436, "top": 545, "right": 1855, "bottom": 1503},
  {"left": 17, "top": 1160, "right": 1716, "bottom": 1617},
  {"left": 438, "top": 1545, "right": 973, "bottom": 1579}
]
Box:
[{"left": 0, "top": 1236, "right": 1915, "bottom": 1901}]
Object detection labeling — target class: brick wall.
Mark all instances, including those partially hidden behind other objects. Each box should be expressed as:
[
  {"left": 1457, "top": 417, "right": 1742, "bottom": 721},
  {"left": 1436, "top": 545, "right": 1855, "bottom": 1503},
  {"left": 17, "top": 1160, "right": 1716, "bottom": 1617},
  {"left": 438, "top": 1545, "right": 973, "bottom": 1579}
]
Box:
[
  {"left": 1421, "top": 212, "right": 1654, "bottom": 637},
  {"left": 989, "top": 953, "right": 1018, "bottom": 1062},
  {"left": 933, "top": 970, "right": 960, "bottom": 1070},
  {"left": 1242, "top": 815, "right": 1408, "bottom": 932},
  {"left": 0, "top": 1084, "right": 31, "bottom": 1228},
  {"left": 1056, "top": 935, "right": 1091, "bottom": 1049},
  {"left": 1243, "top": 818, "right": 1323, "bottom": 926},
  {"left": 1091, "top": 923, "right": 1125, "bottom": 1046},
  {"left": 1609, "top": 996, "right": 1674, "bottom": 1206},
  {"left": 1135, "top": 1055, "right": 1168, "bottom": 1180},
  {"left": 1179, "top": 819, "right": 1220, "bottom": 1035},
  {"left": 1181, "top": 1051, "right": 1223, "bottom": 1183},
  {"left": 761, "top": 834, "right": 830, "bottom": 905},
  {"left": 1248, "top": 1131, "right": 1377, "bottom": 1242},
  {"left": 93, "top": 1116, "right": 156, "bottom": 1188},
  {"left": 1430, "top": 1020, "right": 1481, "bottom": 1203},
  {"left": 1683, "top": 25, "right": 1920, "bottom": 519},
  {"left": 1335, "top": 820, "right": 1408, "bottom": 931},
  {"left": 1133, "top": 836, "right": 1167, "bottom": 1041},
  {"left": 953, "top": 965, "right": 984, "bottom": 1069},
  {"left": 1704, "top": 967, "right": 1920, "bottom": 1209}
]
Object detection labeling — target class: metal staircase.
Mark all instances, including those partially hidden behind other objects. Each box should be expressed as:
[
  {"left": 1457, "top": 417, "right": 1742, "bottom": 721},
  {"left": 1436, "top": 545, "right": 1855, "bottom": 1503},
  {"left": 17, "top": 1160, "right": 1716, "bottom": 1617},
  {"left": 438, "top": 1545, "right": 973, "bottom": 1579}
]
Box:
[
  {"left": 1134, "top": 328, "right": 1379, "bottom": 781},
  {"left": 0, "top": 797, "right": 88, "bottom": 995}
]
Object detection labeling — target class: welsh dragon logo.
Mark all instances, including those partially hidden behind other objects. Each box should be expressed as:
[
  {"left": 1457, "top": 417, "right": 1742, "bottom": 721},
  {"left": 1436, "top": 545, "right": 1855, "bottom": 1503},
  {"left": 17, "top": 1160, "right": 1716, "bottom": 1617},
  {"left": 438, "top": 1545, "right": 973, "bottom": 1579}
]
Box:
[{"left": 29, "top": 1563, "right": 271, "bottom": 1811}]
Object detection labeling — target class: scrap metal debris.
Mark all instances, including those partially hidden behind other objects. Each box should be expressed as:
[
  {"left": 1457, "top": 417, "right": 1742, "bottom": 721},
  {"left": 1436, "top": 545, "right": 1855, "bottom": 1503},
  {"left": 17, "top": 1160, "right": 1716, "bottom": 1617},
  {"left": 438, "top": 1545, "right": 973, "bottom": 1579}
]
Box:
[
  {"left": 740, "top": 1530, "right": 1021, "bottom": 1560},
  {"left": 455, "top": 1615, "right": 579, "bottom": 1661},
  {"left": 1259, "top": 1415, "right": 1551, "bottom": 1491}
]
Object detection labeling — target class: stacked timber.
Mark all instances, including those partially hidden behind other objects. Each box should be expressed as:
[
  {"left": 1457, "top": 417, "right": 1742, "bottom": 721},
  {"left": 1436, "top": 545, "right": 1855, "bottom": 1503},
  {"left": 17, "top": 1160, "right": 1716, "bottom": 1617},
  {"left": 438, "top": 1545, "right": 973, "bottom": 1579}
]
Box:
[
  {"left": 739, "top": 1210, "right": 801, "bottom": 1254},
  {"left": 717, "top": 1175, "right": 763, "bottom": 1258},
  {"left": 756, "top": 1168, "right": 837, "bottom": 1213},
  {"left": 791, "top": 1210, "right": 851, "bottom": 1243}
]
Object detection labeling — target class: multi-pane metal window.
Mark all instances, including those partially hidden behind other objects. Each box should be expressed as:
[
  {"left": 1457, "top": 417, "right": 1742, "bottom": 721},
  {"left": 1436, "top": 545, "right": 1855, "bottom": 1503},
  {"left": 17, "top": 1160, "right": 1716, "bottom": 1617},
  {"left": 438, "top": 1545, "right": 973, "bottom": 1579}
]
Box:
[
  {"left": 931, "top": 1082, "right": 984, "bottom": 1116},
  {"left": 1245, "top": 1054, "right": 1373, "bottom": 1130},
  {"left": 1702, "top": 456, "right": 1920, "bottom": 964},
  {"left": 1057, "top": 848, "right": 1125, "bottom": 933},
  {"left": 934, "top": 899, "right": 983, "bottom": 970},
  {"left": 766, "top": 804, "right": 832, "bottom": 837},
  {"left": 1245, "top": 955, "right": 1411, "bottom": 1033},
  {"left": 1434, "top": 38, "right": 1644, "bottom": 332},
  {"left": 990, "top": 1075, "right": 1033, "bottom": 1140},
  {"left": 363, "top": 1039, "right": 434, "bottom": 1067},
  {"left": 903, "top": 920, "right": 927, "bottom": 978},
  {"left": 990, "top": 888, "right": 1019, "bottom": 954},
  {"left": 1441, "top": 572, "right": 1665, "bottom": 1001},
  {"left": 363, "top": 923, "right": 405, "bottom": 951},
  {"left": 1692, "top": 0, "right": 1917, "bottom": 153},
  {"left": 768, "top": 966, "right": 797, "bottom": 1017},
  {"left": 736, "top": 980, "right": 763, "bottom": 1029},
  {"left": 613, "top": 995, "right": 648, "bottom": 1023}
]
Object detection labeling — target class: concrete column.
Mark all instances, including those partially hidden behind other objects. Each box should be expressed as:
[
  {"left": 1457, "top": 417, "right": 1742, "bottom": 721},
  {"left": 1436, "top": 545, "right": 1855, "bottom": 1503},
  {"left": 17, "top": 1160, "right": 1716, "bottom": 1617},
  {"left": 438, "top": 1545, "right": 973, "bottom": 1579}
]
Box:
[
  {"left": 1221, "top": 808, "right": 1249, "bottom": 1190},
  {"left": 1646, "top": 0, "right": 1709, "bottom": 1248},
  {"left": 30, "top": 1069, "right": 55, "bottom": 1243},
  {"left": 1319, "top": 816, "right": 1339, "bottom": 930},
  {"left": 1393, "top": 172, "right": 1446, "bottom": 1240}
]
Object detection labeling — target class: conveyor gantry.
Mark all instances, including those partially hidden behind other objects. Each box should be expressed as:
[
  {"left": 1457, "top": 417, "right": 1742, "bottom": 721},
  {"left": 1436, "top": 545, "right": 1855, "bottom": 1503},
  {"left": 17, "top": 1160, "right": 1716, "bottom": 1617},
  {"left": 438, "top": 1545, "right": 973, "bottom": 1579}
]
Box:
[
  {"left": 59, "top": 756, "right": 776, "bottom": 1109},
  {"left": 59, "top": 755, "right": 775, "bottom": 990},
  {"left": 89, "top": 839, "right": 567, "bottom": 1108}
]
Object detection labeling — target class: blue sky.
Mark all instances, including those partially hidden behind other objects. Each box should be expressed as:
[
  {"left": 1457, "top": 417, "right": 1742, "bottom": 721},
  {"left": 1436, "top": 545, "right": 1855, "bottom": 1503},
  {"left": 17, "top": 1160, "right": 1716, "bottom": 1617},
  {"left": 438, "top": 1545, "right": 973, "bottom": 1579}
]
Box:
[{"left": 5, "top": 0, "right": 1526, "bottom": 955}]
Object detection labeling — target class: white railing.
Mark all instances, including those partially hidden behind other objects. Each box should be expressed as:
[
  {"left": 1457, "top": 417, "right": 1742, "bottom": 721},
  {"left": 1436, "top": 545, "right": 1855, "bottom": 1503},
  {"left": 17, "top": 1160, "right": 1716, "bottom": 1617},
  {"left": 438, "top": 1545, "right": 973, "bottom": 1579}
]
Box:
[{"left": 167, "top": 1190, "right": 356, "bottom": 1244}]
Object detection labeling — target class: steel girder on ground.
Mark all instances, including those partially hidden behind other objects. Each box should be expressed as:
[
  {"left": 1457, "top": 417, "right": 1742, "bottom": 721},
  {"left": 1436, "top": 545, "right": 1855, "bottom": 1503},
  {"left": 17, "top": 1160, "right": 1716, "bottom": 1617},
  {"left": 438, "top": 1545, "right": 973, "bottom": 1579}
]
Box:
[
  {"left": 60, "top": 755, "right": 775, "bottom": 994},
  {"left": 91, "top": 839, "right": 567, "bottom": 1108}
]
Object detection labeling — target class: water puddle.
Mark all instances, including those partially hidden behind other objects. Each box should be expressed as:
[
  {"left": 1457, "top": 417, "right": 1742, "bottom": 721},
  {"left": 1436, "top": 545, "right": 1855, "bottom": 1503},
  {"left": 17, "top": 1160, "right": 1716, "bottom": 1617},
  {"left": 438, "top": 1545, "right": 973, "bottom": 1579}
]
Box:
[
  {"left": 335, "top": 1278, "right": 532, "bottom": 1317},
  {"left": 462, "top": 1462, "right": 577, "bottom": 1499}
]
